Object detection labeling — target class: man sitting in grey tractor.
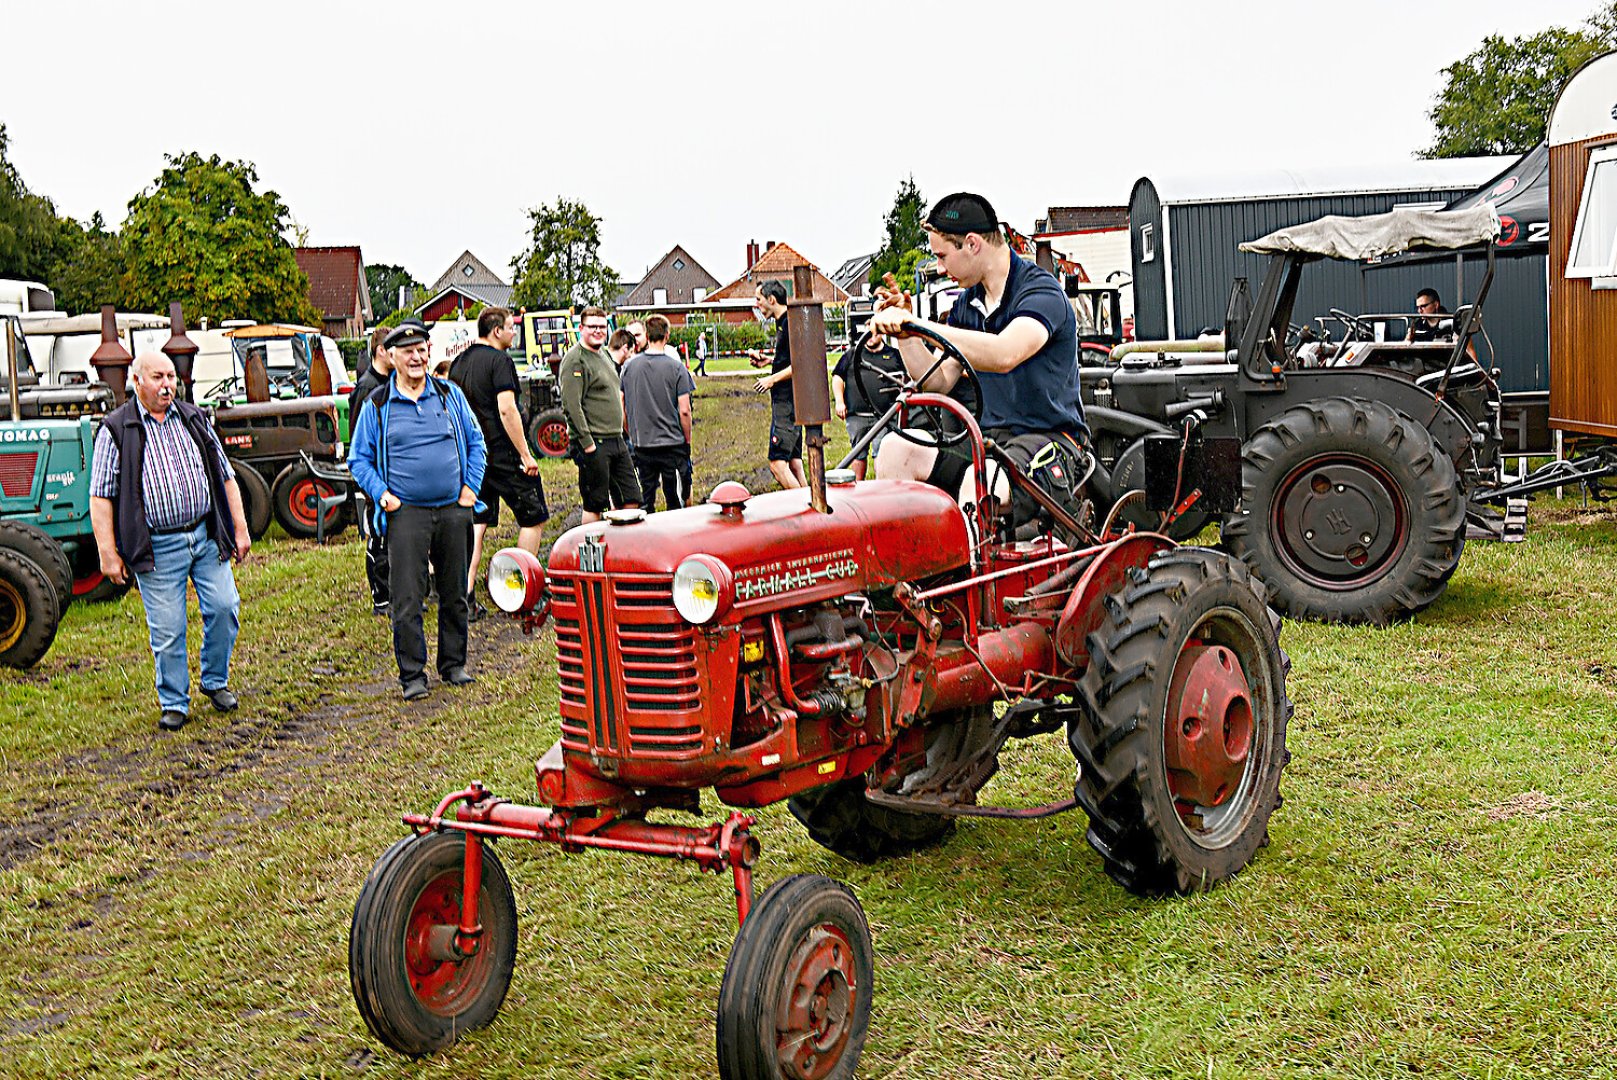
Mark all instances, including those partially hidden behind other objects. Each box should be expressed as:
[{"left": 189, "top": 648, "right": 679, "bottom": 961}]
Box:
[{"left": 870, "top": 191, "right": 1090, "bottom": 530}]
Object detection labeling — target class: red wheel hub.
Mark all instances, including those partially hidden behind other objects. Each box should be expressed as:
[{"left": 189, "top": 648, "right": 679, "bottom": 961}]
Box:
[
  {"left": 537, "top": 421, "right": 568, "bottom": 456},
  {"left": 404, "top": 873, "right": 488, "bottom": 1014},
  {"left": 289, "top": 478, "right": 335, "bottom": 528},
  {"left": 775, "top": 924, "right": 858, "bottom": 1080},
  {"left": 1164, "top": 641, "right": 1254, "bottom": 811}
]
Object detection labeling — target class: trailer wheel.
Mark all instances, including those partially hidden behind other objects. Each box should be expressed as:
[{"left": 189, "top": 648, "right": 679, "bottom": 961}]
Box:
[
  {"left": 0, "top": 521, "right": 70, "bottom": 619},
  {"left": 0, "top": 548, "right": 61, "bottom": 669},
  {"left": 1222, "top": 396, "right": 1465, "bottom": 624},
  {"left": 1070, "top": 547, "right": 1290, "bottom": 897},
  {"left": 717, "top": 874, "right": 873, "bottom": 1080},
  {"left": 528, "top": 408, "right": 570, "bottom": 459},
  {"left": 789, "top": 705, "right": 992, "bottom": 863},
  {"left": 271, "top": 461, "right": 346, "bottom": 539},
  {"left": 349, "top": 831, "right": 517, "bottom": 1057},
  {"left": 233, "top": 462, "right": 274, "bottom": 541}
]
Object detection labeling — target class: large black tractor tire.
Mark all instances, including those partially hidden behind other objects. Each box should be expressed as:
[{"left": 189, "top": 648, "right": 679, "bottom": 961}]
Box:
[
  {"left": 271, "top": 461, "right": 346, "bottom": 539},
  {"left": 0, "top": 548, "right": 61, "bottom": 669},
  {"left": 528, "top": 407, "right": 570, "bottom": 459},
  {"left": 1070, "top": 547, "right": 1291, "bottom": 897},
  {"left": 233, "top": 462, "right": 274, "bottom": 541},
  {"left": 789, "top": 705, "right": 993, "bottom": 863},
  {"left": 349, "top": 831, "right": 518, "bottom": 1057},
  {"left": 1222, "top": 397, "right": 1465, "bottom": 625},
  {"left": 0, "top": 521, "right": 71, "bottom": 620},
  {"left": 716, "top": 874, "right": 873, "bottom": 1080}
]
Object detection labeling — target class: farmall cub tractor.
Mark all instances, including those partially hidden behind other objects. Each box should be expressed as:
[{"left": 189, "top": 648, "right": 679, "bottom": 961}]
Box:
[{"left": 349, "top": 272, "right": 1293, "bottom": 1079}]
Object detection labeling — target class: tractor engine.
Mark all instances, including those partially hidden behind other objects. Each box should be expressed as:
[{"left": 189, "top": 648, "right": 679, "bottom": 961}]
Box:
[{"left": 514, "top": 477, "right": 977, "bottom": 807}]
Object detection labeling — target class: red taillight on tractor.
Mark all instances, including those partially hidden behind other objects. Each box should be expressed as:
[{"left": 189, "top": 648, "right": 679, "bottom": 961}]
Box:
[{"left": 488, "top": 547, "right": 548, "bottom": 626}]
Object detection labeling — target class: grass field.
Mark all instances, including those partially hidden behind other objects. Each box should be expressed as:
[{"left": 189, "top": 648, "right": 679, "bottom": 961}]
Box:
[{"left": 3, "top": 381, "right": 1616, "bottom": 1079}]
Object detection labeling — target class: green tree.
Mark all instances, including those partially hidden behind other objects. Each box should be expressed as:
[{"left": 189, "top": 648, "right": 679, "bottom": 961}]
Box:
[
  {"left": 1424, "top": 8, "right": 1616, "bottom": 158},
  {"left": 0, "top": 123, "right": 68, "bottom": 282},
  {"left": 119, "top": 152, "right": 320, "bottom": 325},
  {"left": 868, "top": 175, "right": 927, "bottom": 288},
  {"left": 510, "top": 197, "right": 619, "bottom": 310},
  {"left": 365, "top": 263, "right": 422, "bottom": 321},
  {"left": 49, "top": 213, "right": 125, "bottom": 314}
]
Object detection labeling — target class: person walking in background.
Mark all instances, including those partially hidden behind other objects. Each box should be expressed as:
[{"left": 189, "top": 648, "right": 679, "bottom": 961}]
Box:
[
  {"left": 449, "top": 306, "right": 548, "bottom": 623},
  {"left": 621, "top": 314, "right": 694, "bottom": 510},
  {"left": 90, "top": 352, "right": 251, "bottom": 731},
  {"left": 694, "top": 331, "right": 708, "bottom": 376},
  {"left": 746, "top": 280, "right": 804, "bottom": 489},
  {"left": 832, "top": 333, "right": 904, "bottom": 480},
  {"left": 560, "top": 308, "right": 641, "bottom": 524},
  {"left": 349, "top": 319, "right": 487, "bottom": 701},
  {"left": 350, "top": 326, "right": 393, "bottom": 616}
]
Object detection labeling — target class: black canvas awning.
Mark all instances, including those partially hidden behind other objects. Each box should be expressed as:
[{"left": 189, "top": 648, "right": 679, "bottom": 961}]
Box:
[{"left": 1444, "top": 143, "right": 1548, "bottom": 250}]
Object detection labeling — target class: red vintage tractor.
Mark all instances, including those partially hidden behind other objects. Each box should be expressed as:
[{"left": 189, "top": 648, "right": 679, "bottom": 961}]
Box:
[{"left": 348, "top": 320, "right": 1293, "bottom": 1079}]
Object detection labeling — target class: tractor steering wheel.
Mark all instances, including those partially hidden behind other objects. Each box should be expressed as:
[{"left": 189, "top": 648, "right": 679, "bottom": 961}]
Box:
[
  {"left": 856, "top": 324, "right": 983, "bottom": 450},
  {"left": 1329, "top": 308, "right": 1374, "bottom": 342}
]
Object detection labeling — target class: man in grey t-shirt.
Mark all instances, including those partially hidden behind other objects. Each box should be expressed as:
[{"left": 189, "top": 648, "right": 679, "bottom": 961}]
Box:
[{"left": 621, "top": 315, "right": 695, "bottom": 510}]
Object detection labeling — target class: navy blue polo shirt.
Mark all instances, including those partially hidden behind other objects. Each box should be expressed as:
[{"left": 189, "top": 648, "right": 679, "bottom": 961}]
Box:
[{"left": 945, "top": 252, "right": 1087, "bottom": 438}]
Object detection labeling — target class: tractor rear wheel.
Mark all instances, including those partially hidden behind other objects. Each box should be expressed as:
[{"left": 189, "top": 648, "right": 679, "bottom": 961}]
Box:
[
  {"left": 271, "top": 461, "right": 345, "bottom": 539},
  {"left": 789, "top": 705, "right": 993, "bottom": 863},
  {"left": 717, "top": 874, "right": 873, "bottom": 1080},
  {"left": 1070, "top": 547, "right": 1290, "bottom": 897},
  {"left": 1221, "top": 396, "right": 1465, "bottom": 624},
  {"left": 0, "top": 548, "right": 60, "bottom": 668},
  {"left": 528, "top": 408, "right": 570, "bottom": 459},
  {"left": 0, "top": 521, "right": 70, "bottom": 619},
  {"left": 233, "top": 462, "right": 274, "bottom": 540},
  {"left": 349, "top": 831, "right": 517, "bottom": 1057}
]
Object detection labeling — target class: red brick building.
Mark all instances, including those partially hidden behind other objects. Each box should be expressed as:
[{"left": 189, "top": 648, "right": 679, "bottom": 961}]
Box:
[
  {"left": 293, "top": 246, "right": 372, "bottom": 339},
  {"left": 414, "top": 250, "right": 515, "bottom": 323}
]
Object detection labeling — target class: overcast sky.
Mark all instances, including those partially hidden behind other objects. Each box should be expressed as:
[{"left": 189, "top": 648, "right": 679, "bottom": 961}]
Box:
[{"left": 0, "top": 0, "right": 1605, "bottom": 293}]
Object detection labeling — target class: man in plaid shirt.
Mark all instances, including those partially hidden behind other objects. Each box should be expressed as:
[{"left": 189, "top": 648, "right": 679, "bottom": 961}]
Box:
[{"left": 90, "top": 352, "right": 252, "bottom": 731}]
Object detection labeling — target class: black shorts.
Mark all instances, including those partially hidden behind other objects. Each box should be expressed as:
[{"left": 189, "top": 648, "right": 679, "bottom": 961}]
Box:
[
  {"left": 927, "top": 429, "right": 1089, "bottom": 525},
  {"left": 768, "top": 397, "right": 802, "bottom": 462},
  {"left": 476, "top": 459, "right": 550, "bottom": 528},
  {"left": 575, "top": 435, "right": 642, "bottom": 513}
]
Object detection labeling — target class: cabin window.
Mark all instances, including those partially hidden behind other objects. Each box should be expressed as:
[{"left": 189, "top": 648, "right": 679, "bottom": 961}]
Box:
[
  {"left": 1140, "top": 224, "right": 1156, "bottom": 263},
  {"left": 1567, "top": 145, "right": 1617, "bottom": 279}
]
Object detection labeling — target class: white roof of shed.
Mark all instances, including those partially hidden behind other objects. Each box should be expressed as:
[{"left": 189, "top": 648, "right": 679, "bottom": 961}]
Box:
[{"left": 1141, "top": 158, "right": 1514, "bottom": 207}]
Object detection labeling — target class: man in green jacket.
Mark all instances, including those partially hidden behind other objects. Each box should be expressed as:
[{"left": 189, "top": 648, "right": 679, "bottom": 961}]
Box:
[{"left": 560, "top": 306, "right": 642, "bottom": 524}]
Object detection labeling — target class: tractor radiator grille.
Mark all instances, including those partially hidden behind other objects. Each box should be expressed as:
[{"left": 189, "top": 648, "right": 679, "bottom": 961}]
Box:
[
  {"left": 551, "top": 570, "right": 704, "bottom": 759},
  {"left": 0, "top": 452, "right": 38, "bottom": 498}
]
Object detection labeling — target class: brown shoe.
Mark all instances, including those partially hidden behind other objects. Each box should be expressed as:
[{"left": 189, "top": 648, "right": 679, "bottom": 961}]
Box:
[{"left": 158, "top": 709, "right": 189, "bottom": 731}]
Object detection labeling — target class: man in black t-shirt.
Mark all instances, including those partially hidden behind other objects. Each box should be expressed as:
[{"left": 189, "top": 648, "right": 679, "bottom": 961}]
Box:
[
  {"left": 448, "top": 307, "right": 549, "bottom": 613},
  {"left": 832, "top": 335, "right": 904, "bottom": 480},
  {"left": 746, "top": 280, "right": 805, "bottom": 489}
]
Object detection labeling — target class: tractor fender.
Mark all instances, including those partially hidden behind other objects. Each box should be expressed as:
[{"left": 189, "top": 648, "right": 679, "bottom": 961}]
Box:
[
  {"left": 1243, "top": 368, "right": 1479, "bottom": 463},
  {"left": 1054, "top": 532, "right": 1176, "bottom": 667}
]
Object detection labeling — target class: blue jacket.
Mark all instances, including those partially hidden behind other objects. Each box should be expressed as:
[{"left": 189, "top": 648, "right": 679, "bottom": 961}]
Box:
[{"left": 348, "top": 373, "right": 487, "bottom": 535}]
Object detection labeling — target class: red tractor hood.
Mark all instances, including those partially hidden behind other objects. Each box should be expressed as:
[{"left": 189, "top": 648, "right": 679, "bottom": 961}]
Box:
[{"left": 549, "top": 479, "right": 971, "bottom": 609}]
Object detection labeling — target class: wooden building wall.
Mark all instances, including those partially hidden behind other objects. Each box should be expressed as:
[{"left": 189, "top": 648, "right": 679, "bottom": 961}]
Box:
[{"left": 1550, "top": 136, "right": 1617, "bottom": 435}]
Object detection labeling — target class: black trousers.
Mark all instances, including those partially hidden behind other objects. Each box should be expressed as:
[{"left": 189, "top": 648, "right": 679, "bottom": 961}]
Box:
[
  {"left": 633, "top": 443, "right": 693, "bottom": 511},
  {"left": 387, "top": 503, "right": 473, "bottom": 684},
  {"left": 356, "top": 496, "right": 390, "bottom": 607}
]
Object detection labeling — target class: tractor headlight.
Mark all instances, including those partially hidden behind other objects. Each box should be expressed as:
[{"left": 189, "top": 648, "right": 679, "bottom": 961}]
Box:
[
  {"left": 672, "top": 555, "right": 733, "bottom": 625},
  {"left": 488, "top": 547, "right": 547, "bottom": 614}
]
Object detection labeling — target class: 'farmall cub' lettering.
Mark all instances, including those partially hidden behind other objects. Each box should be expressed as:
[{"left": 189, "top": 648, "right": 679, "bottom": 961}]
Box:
[{"left": 736, "top": 547, "right": 860, "bottom": 601}]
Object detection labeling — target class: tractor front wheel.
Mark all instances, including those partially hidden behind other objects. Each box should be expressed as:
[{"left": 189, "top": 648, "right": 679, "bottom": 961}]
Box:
[
  {"left": 0, "top": 521, "right": 70, "bottom": 619},
  {"left": 271, "top": 461, "right": 346, "bottom": 539},
  {"left": 717, "top": 874, "right": 873, "bottom": 1080},
  {"left": 1222, "top": 396, "right": 1465, "bottom": 624},
  {"left": 1070, "top": 547, "right": 1290, "bottom": 897},
  {"left": 528, "top": 408, "right": 570, "bottom": 459},
  {"left": 0, "top": 548, "right": 60, "bottom": 668},
  {"left": 349, "top": 832, "right": 518, "bottom": 1057}
]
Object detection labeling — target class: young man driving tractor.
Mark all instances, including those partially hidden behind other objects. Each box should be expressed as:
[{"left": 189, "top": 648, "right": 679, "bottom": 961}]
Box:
[{"left": 870, "top": 192, "right": 1090, "bottom": 528}]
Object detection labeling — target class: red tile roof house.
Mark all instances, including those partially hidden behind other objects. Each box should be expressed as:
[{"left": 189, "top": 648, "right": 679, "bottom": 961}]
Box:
[
  {"left": 612, "top": 244, "right": 722, "bottom": 325},
  {"left": 293, "top": 246, "right": 373, "bottom": 339},
  {"left": 689, "top": 240, "right": 850, "bottom": 325},
  {"left": 414, "top": 250, "right": 515, "bottom": 322}
]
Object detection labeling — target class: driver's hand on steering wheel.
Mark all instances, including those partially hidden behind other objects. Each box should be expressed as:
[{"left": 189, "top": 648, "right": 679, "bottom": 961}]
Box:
[{"left": 869, "top": 307, "right": 915, "bottom": 338}]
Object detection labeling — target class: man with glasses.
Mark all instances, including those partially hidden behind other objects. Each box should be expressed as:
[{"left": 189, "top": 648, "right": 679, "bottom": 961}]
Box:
[
  {"left": 560, "top": 307, "right": 642, "bottom": 524},
  {"left": 1406, "top": 287, "right": 1477, "bottom": 359}
]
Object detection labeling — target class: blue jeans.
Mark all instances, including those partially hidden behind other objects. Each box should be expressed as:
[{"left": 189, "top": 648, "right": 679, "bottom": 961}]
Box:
[{"left": 134, "top": 522, "right": 241, "bottom": 714}]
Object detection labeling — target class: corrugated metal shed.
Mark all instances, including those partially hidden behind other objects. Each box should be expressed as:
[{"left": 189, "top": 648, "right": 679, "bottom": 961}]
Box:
[{"left": 1128, "top": 158, "right": 1546, "bottom": 393}]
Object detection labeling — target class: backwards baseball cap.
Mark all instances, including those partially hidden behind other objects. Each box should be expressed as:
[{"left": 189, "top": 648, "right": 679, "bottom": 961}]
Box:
[
  {"left": 926, "top": 192, "right": 1000, "bottom": 236},
  {"left": 383, "top": 318, "right": 430, "bottom": 349}
]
